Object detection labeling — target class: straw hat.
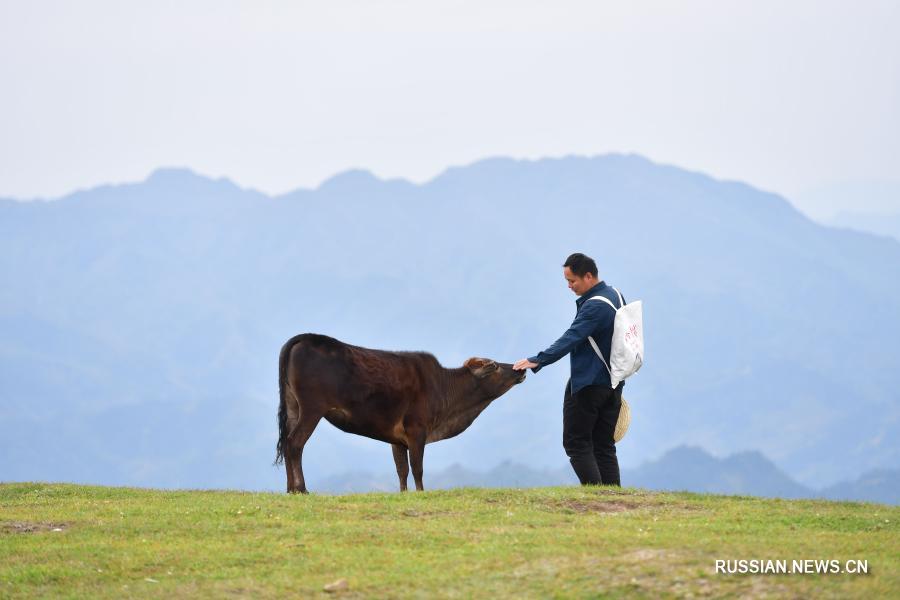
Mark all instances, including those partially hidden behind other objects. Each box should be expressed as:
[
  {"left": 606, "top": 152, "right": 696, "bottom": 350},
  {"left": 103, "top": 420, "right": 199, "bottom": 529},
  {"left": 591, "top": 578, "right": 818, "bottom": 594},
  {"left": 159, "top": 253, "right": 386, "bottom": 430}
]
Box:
[{"left": 614, "top": 397, "right": 631, "bottom": 442}]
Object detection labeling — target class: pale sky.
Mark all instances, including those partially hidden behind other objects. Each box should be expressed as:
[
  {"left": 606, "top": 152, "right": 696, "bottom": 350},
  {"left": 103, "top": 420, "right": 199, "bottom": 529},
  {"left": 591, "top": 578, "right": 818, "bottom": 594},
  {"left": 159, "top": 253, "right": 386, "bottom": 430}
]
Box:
[{"left": 1, "top": 0, "right": 898, "bottom": 218}]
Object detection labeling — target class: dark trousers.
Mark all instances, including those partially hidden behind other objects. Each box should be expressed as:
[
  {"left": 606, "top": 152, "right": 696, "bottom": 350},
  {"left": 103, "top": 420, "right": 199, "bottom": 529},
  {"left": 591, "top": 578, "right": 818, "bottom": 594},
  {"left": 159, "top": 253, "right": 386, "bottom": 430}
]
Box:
[{"left": 563, "top": 382, "right": 622, "bottom": 486}]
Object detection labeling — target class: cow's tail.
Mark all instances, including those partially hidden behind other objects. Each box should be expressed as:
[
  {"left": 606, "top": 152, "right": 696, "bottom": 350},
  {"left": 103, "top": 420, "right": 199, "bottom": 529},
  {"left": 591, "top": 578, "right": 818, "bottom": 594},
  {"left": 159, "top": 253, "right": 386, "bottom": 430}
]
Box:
[{"left": 274, "top": 337, "right": 298, "bottom": 466}]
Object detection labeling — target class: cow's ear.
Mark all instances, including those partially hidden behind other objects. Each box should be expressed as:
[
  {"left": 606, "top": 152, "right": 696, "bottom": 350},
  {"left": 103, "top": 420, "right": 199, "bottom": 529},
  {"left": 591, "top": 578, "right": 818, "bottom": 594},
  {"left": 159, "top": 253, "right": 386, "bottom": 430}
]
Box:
[
  {"left": 465, "top": 357, "right": 491, "bottom": 378},
  {"left": 464, "top": 357, "right": 485, "bottom": 370},
  {"left": 465, "top": 357, "right": 497, "bottom": 378}
]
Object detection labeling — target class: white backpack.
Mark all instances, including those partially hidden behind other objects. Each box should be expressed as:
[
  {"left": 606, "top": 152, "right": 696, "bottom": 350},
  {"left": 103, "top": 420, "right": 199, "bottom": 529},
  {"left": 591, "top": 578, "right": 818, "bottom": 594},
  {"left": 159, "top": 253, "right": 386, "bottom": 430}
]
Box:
[{"left": 587, "top": 288, "right": 644, "bottom": 388}]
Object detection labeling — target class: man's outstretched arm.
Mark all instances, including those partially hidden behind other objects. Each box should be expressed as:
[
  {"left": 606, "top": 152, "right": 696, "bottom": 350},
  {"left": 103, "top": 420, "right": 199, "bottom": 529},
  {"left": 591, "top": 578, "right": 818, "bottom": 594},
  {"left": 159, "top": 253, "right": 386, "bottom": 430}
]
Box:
[
  {"left": 513, "top": 358, "right": 538, "bottom": 370},
  {"left": 513, "top": 302, "right": 609, "bottom": 372}
]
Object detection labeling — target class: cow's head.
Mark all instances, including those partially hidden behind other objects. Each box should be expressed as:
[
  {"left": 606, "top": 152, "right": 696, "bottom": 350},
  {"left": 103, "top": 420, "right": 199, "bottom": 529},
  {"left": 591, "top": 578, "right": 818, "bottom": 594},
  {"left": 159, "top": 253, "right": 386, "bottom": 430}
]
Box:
[{"left": 464, "top": 357, "right": 526, "bottom": 397}]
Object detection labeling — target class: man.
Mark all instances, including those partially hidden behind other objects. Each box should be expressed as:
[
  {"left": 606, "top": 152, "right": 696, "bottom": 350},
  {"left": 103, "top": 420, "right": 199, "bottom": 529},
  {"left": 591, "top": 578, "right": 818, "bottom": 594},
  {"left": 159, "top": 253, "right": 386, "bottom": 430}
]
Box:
[{"left": 513, "top": 252, "right": 624, "bottom": 486}]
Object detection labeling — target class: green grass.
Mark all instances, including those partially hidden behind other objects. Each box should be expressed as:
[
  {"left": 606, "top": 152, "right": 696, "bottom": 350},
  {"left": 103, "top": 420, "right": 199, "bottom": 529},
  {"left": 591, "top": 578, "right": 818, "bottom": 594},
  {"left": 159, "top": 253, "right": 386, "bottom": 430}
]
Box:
[{"left": 1, "top": 483, "right": 897, "bottom": 598}]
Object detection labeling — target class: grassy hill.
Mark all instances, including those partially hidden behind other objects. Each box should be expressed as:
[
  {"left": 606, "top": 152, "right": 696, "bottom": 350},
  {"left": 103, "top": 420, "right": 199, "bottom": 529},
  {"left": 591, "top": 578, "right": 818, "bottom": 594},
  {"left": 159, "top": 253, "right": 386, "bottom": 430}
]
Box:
[{"left": 1, "top": 483, "right": 897, "bottom": 598}]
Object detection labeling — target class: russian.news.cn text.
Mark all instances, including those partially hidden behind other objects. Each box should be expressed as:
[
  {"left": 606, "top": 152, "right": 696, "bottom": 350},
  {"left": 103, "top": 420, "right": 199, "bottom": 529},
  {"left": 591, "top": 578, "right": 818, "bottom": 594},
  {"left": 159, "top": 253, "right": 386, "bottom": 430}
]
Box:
[{"left": 715, "top": 559, "right": 869, "bottom": 575}]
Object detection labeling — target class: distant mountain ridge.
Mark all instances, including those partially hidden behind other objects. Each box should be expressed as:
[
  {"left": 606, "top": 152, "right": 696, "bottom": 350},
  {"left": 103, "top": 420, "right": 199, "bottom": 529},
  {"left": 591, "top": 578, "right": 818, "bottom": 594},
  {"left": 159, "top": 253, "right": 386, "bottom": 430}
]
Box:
[
  {"left": 315, "top": 445, "right": 900, "bottom": 505},
  {"left": 2, "top": 155, "right": 898, "bottom": 493},
  {"left": 826, "top": 210, "right": 900, "bottom": 242}
]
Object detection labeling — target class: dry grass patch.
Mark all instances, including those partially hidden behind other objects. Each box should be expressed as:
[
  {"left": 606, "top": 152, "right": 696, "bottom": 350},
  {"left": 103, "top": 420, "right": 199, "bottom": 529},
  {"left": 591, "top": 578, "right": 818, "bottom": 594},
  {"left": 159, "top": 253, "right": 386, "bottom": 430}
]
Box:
[
  {"left": 2, "top": 521, "right": 69, "bottom": 534},
  {"left": 555, "top": 499, "right": 641, "bottom": 513}
]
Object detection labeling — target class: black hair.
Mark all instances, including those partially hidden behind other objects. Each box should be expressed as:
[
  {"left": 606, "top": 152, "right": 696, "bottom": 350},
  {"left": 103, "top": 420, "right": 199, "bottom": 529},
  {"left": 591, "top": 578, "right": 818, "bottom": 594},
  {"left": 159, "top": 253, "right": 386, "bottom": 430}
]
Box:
[{"left": 563, "top": 253, "right": 598, "bottom": 278}]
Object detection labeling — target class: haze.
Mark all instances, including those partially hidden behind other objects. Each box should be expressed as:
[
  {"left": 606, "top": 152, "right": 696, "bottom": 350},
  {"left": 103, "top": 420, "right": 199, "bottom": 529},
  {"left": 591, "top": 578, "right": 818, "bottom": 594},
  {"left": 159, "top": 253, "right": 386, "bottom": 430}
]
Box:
[{"left": 1, "top": 0, "right": 898, "bottom": 219}]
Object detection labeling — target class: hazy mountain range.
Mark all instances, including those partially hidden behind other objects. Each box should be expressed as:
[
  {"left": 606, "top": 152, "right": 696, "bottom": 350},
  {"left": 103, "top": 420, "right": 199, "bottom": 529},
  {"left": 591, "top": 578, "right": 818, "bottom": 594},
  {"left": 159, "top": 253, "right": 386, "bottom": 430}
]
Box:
[
  {"left": 826, "top": 210, "right": 900, "bottom": 242},
  {"left": 317, "top": 445, "right": 900, "bottom": 505},
  {"left": 1, "top": 154, "right": 898, "bottom": 498}
]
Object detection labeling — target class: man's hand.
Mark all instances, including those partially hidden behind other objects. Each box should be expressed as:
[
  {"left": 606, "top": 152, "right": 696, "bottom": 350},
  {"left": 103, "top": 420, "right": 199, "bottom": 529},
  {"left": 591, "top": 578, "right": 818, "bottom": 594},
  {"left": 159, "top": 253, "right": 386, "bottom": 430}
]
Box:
[{"left": 513, "top": 359, "right": 538, "bottom": 371}]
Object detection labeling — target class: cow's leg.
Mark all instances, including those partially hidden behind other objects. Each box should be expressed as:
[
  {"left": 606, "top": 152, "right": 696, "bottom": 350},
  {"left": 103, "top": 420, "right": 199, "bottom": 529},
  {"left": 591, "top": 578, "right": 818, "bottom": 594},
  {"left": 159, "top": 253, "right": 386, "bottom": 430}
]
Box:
[
  {"left": 286, "top": 412, "right": 323, "bottom": 494},
  {"left": 392, "top": 444, "right": 410, "bottom": 492},
  {"left": 407, "top": 432, "right": 427, "bottom": 491},
  {"left": 285, "top": 445, "right": 297, "bottom": 492}
]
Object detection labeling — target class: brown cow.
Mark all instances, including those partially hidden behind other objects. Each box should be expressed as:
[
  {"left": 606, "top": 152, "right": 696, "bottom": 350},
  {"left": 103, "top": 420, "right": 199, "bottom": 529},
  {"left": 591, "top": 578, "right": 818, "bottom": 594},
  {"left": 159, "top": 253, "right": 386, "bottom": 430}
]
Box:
[{"left": 274, "top": 333, "right": 526, "bottom": 493}]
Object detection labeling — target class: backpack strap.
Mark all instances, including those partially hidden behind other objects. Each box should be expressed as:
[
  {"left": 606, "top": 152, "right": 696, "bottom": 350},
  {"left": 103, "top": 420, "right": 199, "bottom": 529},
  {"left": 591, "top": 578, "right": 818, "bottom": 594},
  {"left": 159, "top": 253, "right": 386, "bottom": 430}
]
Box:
[
  {"left": 586, "top": 291, "right": 621, "bottom": 378},
  {"left": 588, "top": 295, "right": 618, "bottom": 310},
  {"left": 588, "top": 335, "right": 612, "bottom": 377},
  {"left": 612, "top": 286, "right": 624, "bottom": 307}
]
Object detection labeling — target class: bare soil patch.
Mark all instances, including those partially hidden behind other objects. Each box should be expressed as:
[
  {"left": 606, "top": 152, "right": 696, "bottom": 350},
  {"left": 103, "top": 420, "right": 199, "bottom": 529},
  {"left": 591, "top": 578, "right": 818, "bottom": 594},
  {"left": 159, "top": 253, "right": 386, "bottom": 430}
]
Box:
[
  {"left": 555, "top": 499, "right": 641, "bottom": 513},
  {"left": 399, "top": 509, "right": 458, "bottom": 518},
  {"left": 2, "top": 521, "right": 68, "bottom": 534},
  {"left": 590, "top": 487, "right": 642, "bottom": 496},
  {"left": 622, "top": 547, "right": 670, "bottom": 562}
]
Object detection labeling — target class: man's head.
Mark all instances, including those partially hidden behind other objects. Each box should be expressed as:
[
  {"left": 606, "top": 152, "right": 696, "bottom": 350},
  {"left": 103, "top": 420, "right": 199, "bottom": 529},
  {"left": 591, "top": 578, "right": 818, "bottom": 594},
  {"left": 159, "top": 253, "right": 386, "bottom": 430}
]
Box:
[{"left": 563, "top": 252, "right": 599, "bottom": 296}]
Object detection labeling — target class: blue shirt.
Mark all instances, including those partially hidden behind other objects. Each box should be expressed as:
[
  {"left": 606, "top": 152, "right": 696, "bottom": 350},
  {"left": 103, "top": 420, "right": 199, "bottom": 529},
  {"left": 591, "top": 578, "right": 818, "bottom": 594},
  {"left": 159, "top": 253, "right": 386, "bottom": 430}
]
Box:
[{"left": 528, "top": 281, "right": 625, "bottom": 394}]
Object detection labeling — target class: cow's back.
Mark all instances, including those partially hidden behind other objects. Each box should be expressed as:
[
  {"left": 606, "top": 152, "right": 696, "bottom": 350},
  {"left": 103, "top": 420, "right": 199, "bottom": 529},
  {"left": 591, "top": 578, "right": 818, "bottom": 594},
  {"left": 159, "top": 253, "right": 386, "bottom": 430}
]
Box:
[
  {"left": 284, "top": 334, "right": 358, "bottom": 394},
  {"left": 283, "top": 334, "right": 443, "bottom": 444},
  {"left": 285, "top": 334, "right": 436, "bottom": 393}
]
